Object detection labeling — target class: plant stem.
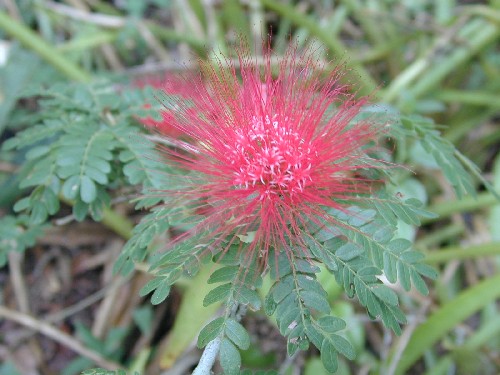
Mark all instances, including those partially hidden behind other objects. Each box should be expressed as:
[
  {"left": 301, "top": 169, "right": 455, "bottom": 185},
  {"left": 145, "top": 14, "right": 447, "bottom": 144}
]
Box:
[
  {"left": 57, "top": 30, "right": 118, "bottom": 52},
  {"left": 433, "top": 89, "right": 500, "bottom": 107},
  {"left": 192, "top": 302, "right": 247, "bottom": 374},
  {"left": 422, "top": 192, "right": 498, "bottom": 224},
  {"left": 415, "top": 223, "right": 464, "bottom": 249},
  {"left": 409, "top": 19, "right": 499, "bottom": 99},
  {"left": 0, "top": 305, "right": 123, "bottom": 370},
  {"left": 424, "top": 242, "right": 500, "bottom": 264},
  {"left": 146, "top": 21, "right": 207, "bottom": 56},
  {"left": 394, "top": 272, "right": 500, "bottom": 374},
  {"left": 101, "top": 207, "right": 134, "bottom": 240},
  {"left": 259, "top": 0, "right": 378, "bottom": 97},
  {"left": 382, "top": 18, "right": 499, "bottom": 103},
  {"left": 192, "top": 337, "right": 222, "bottom": 375},
  {"left": 60, "top": 196, "right": 134, "bottom": 240},
  {"left": 0, "top": 11, "right": 91, "bottom": 82},
  {"left": 160, "top": 266, "right": 221, "bottom": 369}
]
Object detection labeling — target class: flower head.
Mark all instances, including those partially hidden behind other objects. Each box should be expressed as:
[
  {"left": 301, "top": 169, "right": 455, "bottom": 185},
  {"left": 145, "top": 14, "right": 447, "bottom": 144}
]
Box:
[{"left": 155, "top": 43, "right": 384, "bottom": 270}]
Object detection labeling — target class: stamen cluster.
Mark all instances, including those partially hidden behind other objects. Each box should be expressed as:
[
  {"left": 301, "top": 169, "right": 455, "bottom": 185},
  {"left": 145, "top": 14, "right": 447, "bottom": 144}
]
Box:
[{"left": 229, "top": 115, "right": 314, "bottom": 198}]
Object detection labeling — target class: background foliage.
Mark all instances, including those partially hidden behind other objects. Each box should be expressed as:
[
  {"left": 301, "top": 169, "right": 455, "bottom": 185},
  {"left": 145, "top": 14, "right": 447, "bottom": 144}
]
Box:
[{"left": 0, "top": 1, "right": 499, "bottom": 374}]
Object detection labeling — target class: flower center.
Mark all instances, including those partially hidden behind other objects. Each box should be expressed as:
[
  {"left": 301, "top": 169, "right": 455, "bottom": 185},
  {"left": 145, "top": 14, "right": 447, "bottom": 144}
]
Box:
[{"left": 227, "top": 115, "right": 314, "bottom": 198}]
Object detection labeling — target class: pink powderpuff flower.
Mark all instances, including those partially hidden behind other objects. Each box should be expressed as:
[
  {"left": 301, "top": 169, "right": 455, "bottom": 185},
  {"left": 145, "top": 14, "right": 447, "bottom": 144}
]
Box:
[{"left": 154, "top": 42, "right": 385, "bottom": 271}]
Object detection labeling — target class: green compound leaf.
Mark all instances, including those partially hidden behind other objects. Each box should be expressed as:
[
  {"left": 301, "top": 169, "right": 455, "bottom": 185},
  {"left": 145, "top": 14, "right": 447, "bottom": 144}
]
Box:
[
  {"left": 4, "top": 80, "right": 172, "bottom": 228},
  {"left": 114, "top": 206, "right": 171, "bottom": 276},
  {"left": 219, "top": 338, "right": 241, "bottom": 375},
  {"left": 57, "top": 128, "right": 115, "bottom": 204},
  {"left": 267, "top": 250, "right": 356, "bottom": 369},
  {"left": 0, "top": 215, "right": 49, "bottom": 267},
  {"left": 315, "top": 238, "right": 407, "bottom": 333},
  {"left": 399, "top": 114, "right": 478, "bottom": 199},
  {"left": 115, "top": 130, "right": 165, "bottom": 189},
  {"left": 330, "top": 206, "right": 436, "bottom": 296},
  {"left": 2, "top": 119, "right": 66, "bottom": 151},
  {"left": 369, "top": 191, "right": 438, "bottom": 226}
]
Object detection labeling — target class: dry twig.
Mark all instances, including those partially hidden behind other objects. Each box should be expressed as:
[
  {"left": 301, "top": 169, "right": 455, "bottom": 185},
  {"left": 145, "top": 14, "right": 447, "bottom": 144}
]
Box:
[{"left": 0, "top": 305, "right": 124, "bottom": 370}]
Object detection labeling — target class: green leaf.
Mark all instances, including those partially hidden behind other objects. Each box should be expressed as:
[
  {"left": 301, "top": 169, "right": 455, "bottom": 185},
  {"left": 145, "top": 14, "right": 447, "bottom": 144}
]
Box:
[
  {"left": 219, "top": 338, "right": 241, "bottom": 375},
  {"left": 235, "top": 285, "right": 261, "bottom": 310},
  {"left": 198, "top": 317, "right": 225, "bottom": 348},
  {"left": 271, "top": 274, "right": 294, "bottom": 303},
  {"left": 114, "top": 130, "right": 167, "bottom": 190},
  {"left": 278, "top": 307, "right": 301, "bottom": 335},
  {"left": 80, "top": 175, "right": 97, "bottom": 203},
  {"left": 208, "top": 266, "right": 239, "bottom": 284},
  {"left": 115, "top": 206, "right": 172, "bottom": 275},
  {"left": 336, "top": 243, "right": 364, "bottom": 261},
  {"left": 372, "top": 285, "right": 399, "bottom": 306},
  {"left": 30, "top": 202, "right": 48, "bottom": 225},
  {"left": 316, "top": 316, "right": 346, "bottom": 333},
  {"left": 300, "top": 290, "right": 331, "bottom": 314},
  {"left": 326, "top": 334, "right": 355, "bottom": 360},
  {"left": 320, "top": 340, "right": 339, "bottom": 373},
  {"left": 264, "top": 291, "right": 277, "bottom": 316},
  {"left": 370, "top": 191, "right": 437, "bottom": 227},
  {"left": 400, "top": 115, "right": 476, "bottom": 198},
  {"left": 132, "top": 306, "right": 153, "bottom": 335},
  {"left": 62, "top": 175, "right": 80, "bottom": 200},
  {"left": 225, "top": 318, "right": 250, "bottom": 350},
  {"left": 3, "top": 120, "right": 65, "bottom": 151},
  {"left": 73, "top": 200, "right": 88, "bottom": 222},
  {"left": 395, "top": 272, "right": 500, "bottom": 374},
  {"left": 203, "top": 283, "right": 232, "bottom": 307},
  {"left": 150, "top": 280, "right": 171, "bottom": 305},
  {"left": 0, "top": 215, "right": 48, "bottom": 267},
  {"left": 139, "top": 277, "right": 163, "bottom": 297}
]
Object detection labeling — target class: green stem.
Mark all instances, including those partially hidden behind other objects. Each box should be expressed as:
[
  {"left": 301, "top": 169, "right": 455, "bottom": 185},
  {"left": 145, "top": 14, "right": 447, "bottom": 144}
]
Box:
[
  {"left": 444, "top": 107, "right": 498, "bottom": 143},
  {"left": 0, "top": 11, "right": 91, "bottom": 82},
  {"left": 409, "top": 19, "right": 499, "bottom": 99},
  {"left": 101, "top": 207, "right": 134, "bottom": 240},
  {"left": 424, "top": 242, "right": 500, "bottom": 264},
  {"left": 464, "top": 314, "right": 500, "bottom": 350},
  {"left": 422, "top": 192, "right": 498, "bottom": 224},
  {"left": 339, "top": 0, "right": 385, "bottom": 44},
  {"left": 59, "top": 196, "right": 133, "bottom": 240},
  {"left": 415, "top": 223, "right": 464, "bottom": 249},
  {"left": 433, "top": 89, "right": 500, "bottom": 107},
  {"left": 382, "top": 18, "right": 499, "bottom": 103},
  {"left": 259, "top": 0, "right": 378, "bottom": 97},
  {"left": 394, "top": 272, "right": 500, "bottom": 374},
  {"left": 147, "top": 21, "right": 206, "bottom": 56},
  {"left": 57, "top": 30, "right": 118, "bottom": 52}
]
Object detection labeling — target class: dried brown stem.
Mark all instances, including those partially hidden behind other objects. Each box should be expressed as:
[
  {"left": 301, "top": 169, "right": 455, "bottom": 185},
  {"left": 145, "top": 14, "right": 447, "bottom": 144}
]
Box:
[{"left": 0, "top": 305, "right": 123, "bottom": 370}]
